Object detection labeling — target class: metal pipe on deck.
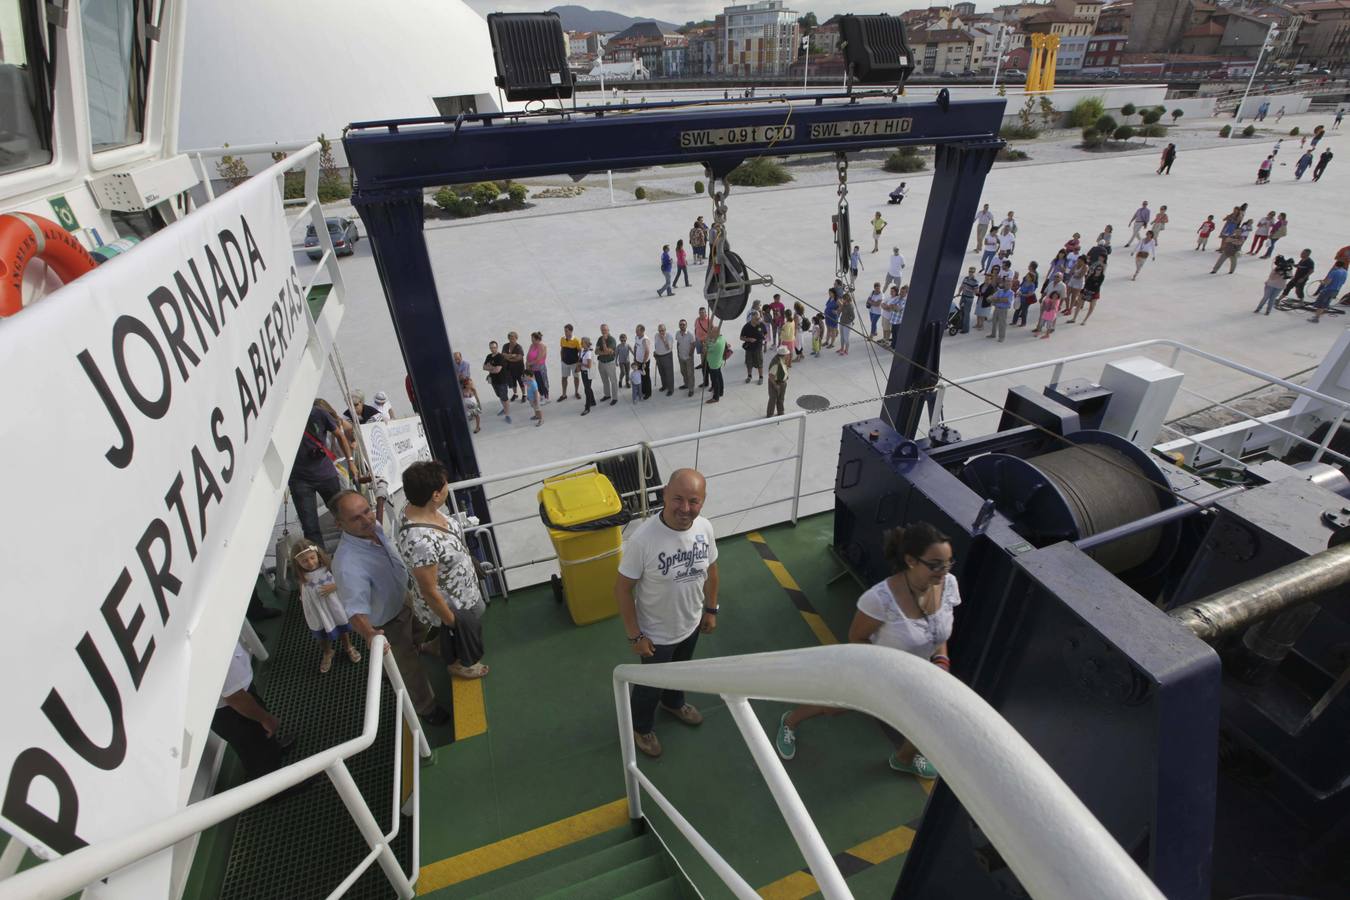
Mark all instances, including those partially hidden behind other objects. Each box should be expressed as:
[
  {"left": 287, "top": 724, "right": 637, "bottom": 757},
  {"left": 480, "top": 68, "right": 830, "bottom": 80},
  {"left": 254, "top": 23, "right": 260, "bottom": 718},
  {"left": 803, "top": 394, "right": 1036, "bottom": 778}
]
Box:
[
  {"left": 1073, "top": 486, "right": 1246, "bottom": 553},
  {"left": 1170, "top": 541, "right": 1350, "bottom": 643}
]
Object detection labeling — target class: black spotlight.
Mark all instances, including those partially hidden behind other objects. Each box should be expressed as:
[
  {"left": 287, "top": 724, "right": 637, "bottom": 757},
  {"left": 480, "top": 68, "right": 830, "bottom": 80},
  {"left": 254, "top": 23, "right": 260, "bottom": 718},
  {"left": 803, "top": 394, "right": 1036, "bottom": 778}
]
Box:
[
  {"left": 839, "top": 14, "right": 915, "bottom": 86},
  {"left": 486, "top": 12, "right": 575, "bottom": 102}
]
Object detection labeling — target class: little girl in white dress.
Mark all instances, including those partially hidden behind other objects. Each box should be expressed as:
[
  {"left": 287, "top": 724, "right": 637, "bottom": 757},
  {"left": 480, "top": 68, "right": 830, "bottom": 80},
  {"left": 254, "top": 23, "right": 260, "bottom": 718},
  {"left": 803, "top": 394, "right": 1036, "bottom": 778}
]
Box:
[{"left": 292, "top": 540, "right": 362, "bottom": 673}]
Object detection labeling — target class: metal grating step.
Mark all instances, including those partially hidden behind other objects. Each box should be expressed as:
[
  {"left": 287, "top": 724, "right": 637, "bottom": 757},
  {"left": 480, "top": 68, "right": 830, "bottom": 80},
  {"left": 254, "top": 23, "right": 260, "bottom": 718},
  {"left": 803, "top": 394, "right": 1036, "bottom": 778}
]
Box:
[{"left": 217, "top": 598, "right": 410, "bottom": 900}]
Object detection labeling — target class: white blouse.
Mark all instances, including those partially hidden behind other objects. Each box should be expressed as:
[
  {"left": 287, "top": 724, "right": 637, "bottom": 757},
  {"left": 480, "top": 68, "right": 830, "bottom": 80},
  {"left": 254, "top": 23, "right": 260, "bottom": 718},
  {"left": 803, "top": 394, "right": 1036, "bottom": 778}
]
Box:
[{"left": 856, "top": 574, "right": 961, "bottom": 660}]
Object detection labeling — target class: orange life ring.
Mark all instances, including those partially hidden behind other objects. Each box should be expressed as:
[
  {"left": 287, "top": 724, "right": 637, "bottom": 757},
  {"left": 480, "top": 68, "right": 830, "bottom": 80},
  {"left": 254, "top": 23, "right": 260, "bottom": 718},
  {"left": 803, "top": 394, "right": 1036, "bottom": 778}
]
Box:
[{"left": 0, "top": 212, "right": 98, "bottom": 317}]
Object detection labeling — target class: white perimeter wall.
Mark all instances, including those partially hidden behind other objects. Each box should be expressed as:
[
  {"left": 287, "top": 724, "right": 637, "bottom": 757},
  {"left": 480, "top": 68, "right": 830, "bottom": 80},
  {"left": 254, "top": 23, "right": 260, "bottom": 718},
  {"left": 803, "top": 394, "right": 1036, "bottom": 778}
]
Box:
[{"left": 178, "top": 0, "right": 501, "bottom": 152}]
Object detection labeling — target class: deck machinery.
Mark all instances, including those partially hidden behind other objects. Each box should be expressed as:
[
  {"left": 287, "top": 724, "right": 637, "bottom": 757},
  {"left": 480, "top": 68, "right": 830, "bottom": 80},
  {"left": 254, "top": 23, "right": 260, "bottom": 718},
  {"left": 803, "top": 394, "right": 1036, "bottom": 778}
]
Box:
[{"left": 342, "top": 15, "right": 1350, "bottom": 899}]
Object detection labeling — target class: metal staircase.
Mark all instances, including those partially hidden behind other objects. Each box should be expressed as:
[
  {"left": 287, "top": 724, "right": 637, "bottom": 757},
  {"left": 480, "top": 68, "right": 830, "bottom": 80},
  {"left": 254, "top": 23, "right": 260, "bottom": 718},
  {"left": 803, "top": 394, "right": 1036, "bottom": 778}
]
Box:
[{"left": 423, "top": 826, "right": 687, "bottom": 900}]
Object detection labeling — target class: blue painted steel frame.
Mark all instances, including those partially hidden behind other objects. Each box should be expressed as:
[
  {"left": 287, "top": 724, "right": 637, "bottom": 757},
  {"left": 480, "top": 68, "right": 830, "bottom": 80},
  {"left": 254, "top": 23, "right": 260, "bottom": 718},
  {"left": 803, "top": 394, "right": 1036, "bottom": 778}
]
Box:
[{"left": 344, "top": 95, "right": 1004, "bottom": 487}]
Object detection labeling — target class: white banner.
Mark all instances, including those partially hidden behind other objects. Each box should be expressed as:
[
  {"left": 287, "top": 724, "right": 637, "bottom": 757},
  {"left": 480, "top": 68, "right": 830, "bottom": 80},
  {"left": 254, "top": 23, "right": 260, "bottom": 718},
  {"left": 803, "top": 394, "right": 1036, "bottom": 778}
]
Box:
[
  {"left": 360, "top": 415, "right": 432, "bottom": 496},
  {"left": 0, "top": 172, "right": 309, "bottom": 889}
]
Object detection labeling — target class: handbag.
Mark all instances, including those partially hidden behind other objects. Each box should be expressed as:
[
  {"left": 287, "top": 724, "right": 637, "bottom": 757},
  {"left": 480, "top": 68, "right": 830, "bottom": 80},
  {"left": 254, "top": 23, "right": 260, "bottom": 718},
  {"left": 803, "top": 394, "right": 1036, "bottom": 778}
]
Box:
[{"left": 723, "top": 345, "right": 734, "bottom": 361}]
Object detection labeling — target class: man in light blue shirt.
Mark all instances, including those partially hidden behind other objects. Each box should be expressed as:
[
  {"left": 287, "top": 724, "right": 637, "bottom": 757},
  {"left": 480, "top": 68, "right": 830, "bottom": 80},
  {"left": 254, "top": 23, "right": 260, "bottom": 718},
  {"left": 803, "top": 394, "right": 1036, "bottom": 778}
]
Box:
[{"left": 332, "top": 491, "right": 447, "bottom": 724}]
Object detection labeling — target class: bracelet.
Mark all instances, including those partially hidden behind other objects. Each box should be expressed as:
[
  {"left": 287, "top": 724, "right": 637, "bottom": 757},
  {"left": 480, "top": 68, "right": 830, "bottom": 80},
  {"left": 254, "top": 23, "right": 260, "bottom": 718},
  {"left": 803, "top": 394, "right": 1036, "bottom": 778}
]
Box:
[
  {"left": 704, "top": 607, "right": 719, "bottom": 615},
  {"left": 628, "top": 632, "right": 646, "bottom": 644}
]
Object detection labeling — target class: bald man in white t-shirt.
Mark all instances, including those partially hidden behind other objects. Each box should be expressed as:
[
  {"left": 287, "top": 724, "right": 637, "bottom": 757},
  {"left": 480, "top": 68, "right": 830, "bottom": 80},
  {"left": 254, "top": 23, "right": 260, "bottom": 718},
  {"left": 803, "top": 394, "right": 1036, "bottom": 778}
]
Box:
[{"left": 616, "top": 468, "right": 720, "bottom": 758}]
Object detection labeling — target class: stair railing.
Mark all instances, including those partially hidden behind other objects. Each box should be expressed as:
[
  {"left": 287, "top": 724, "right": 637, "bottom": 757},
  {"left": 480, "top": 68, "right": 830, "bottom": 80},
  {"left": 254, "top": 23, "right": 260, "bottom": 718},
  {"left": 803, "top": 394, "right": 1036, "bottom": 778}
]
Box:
[
  {"left": 613, "top": 644, "right": 1167, "bottom": 900},
  {"left": 0, "top": 637, "right": 433, "bottom": 900}
]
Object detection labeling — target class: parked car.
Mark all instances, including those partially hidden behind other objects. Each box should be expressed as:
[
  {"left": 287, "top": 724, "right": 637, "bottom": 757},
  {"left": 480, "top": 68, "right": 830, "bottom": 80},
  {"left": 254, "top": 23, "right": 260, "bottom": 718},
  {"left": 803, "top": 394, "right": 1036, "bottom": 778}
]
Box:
[
  {"left": 1002, "top": 69, "right": 1026, "bottom": 81},
  {"left": 304, "top": 217, "right": 360, "bottom": 260}
]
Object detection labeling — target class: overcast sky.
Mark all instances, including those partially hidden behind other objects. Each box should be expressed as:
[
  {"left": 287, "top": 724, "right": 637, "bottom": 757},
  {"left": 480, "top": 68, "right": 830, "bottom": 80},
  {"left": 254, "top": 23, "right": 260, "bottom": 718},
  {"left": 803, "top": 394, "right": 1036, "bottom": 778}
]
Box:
[{"left": 464, "top": 2, "right": 972, "bottom": 25}]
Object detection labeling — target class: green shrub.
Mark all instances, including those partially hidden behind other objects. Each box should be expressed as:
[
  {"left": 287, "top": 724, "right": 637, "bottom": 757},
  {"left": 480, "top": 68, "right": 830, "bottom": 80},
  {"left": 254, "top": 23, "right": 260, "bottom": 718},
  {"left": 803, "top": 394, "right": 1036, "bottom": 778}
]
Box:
[
  {"left": 1140, "top": 108, "right": 1162, "bottom": 125},
  {"left": 999, "top": 123, "right": 1041, "bottom": 140},
  {"left": 216, "top": 147, "right": 249, "bottom": 188},
  {"left": 1242, "top": 124, "right": 1256, "bottom": 137},
  {"left": 1219, "top": 124, "right": 1232, "bottom": 137},
  {"left": 1290, "top": 126, "right": 1300, "bottom": 136},
  {"left": 1095, "top": 114, "right": 1117, "bottom": 134},
  {"left": 725, "top": 158, "right": 793, "bottom": 186},
  {"left": 1171, "top": 108, "right": 1184, "bottom": 123},
  {"left": 1113, "top": 125, "right": 1136, "bottom": 141},
  {"left": 883, "top": 147, "right": 928, "bottom": 172},
  {"left": 1120, "top": 102, "right": 1137, "bottom": 119},
  {"left": 1069, "top": 96, "right": 1106, "bottom": 128},
  {"left": 694, "top": 180, "right": 705, "bottom": 194},
  {"left": 634, "top": 186, "right": 647, "bottom": 199},
  {"left": 1081, "top": 127, "right": 1103, "bottom": 148},
  {"left": 1139, "top": 124, "right": 1168, "bottom": 137},
  {"left": 470, "top": 181, "right": 500, "bottom": 207},
  {"left": 507, "top": 183, "right": 527, "bottom": 204},
  {"left": 317, "top": 177, "right": 351, "bottom": 203},
  {"left": 997, "top": 146, "right": 1030, "bottom": 161}
]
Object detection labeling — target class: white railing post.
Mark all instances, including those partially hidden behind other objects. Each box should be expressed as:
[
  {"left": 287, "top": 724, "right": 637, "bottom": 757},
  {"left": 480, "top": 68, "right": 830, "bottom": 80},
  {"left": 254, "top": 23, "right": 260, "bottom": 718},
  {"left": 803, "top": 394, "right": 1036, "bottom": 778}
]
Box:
[
  {"left": 792, "top": 414, "right": 806, "bottom": 525},
  {"left": 382, "top": 651, "right": 433, "bottom": 760},
  {"left": 724, "top": 698, "right": 850, "bottom": 899},
  {"left": 613, "top": 677, "right": 643, "bottom": 823},
  {"left": 325, "top": 761, "right": 414, "bottom": 900},
  {"left": 0, "top": 836, "right": 26, "bottom": 880}
]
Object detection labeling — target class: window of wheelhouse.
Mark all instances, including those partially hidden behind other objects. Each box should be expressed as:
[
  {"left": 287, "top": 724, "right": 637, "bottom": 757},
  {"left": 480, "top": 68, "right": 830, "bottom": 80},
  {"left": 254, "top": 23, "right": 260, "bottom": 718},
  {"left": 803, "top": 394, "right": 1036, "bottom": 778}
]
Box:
[
  {"left": 82, "top": 0, "right": 152, "bottom": 151},
  {"left": 0, "top": 0, "right": 55, "bottom": 175}
]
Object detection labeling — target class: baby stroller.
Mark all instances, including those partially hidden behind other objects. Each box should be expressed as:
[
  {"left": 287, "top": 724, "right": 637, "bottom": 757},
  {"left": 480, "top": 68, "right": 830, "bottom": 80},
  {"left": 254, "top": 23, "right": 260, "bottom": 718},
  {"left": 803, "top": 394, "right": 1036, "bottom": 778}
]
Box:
[{"left": 947, "top": 296, "right": 962, "bottom": 335}]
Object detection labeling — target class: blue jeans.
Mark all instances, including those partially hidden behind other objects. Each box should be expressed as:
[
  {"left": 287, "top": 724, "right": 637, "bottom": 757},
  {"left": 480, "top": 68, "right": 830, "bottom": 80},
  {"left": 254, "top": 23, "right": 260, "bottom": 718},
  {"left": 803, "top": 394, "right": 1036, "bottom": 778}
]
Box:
[
  {"left": 1255, "top": 284, "right": 1280, "bottom": 315},
  {"left": 959, "top": 296, "right": 974, "bottom": 332},
  {"left": 868, "top": 311, "right": 880, "bottom": 335},
  {"left": 631, "top": 626, "right": 702, "bottom": 734},
  {"left": 659, "top": 270, "right": 673, "bottom": 296},
  {"left": 980, "top": 250, "right": 996, "bottom": 271},
  {"left": 1262, "top": 238, "right": 1280, "bottom": 259},
  {"left": 288, "top": 471, "right": 342, "bottom": 549}
]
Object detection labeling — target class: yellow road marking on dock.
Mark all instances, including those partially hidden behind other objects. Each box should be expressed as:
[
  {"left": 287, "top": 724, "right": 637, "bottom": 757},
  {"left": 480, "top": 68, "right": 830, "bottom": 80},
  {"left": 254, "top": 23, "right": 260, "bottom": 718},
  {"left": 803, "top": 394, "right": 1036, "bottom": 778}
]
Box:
[
  {"left": 451, "top": 676, "right": 487, "bottom": 739},
  {"left": 417, "top": 798, "right": 630, "bottom": 893}
]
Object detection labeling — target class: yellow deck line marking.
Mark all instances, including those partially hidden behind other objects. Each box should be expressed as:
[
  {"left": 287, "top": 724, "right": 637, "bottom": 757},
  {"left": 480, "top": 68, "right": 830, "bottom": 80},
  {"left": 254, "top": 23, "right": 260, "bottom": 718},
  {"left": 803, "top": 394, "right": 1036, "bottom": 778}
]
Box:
[
  {"left": 849, "top": 824, "right": 916, "bottom": 865},
  {"left": 762, "top": 558, "right": 800, "bottom": 591},
  {"left": 451, "top": 676, "right": 487, "bottom": 739},
  {"left": 756, "top": 822, "right": 917, "bottom": 897},
  {"left": 417, "top": 798, "right": 630, "bottom": 894},
  {"left": 800, "top": 611, "right": 839, "bottom": 646},
  {"left": 757, "top": 869, "right": 819, "bottom": 899}
]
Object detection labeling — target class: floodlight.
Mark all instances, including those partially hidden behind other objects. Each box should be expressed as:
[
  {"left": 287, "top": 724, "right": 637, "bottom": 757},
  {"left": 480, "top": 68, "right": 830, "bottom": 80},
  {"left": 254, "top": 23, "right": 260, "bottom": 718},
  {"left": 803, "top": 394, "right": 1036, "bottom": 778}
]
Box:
[
  {"left": 839, "top": 14, "right": 915, "bottom": 86},
  {"left": 486, "top": 12, "right": 575, "bottom": 102}
]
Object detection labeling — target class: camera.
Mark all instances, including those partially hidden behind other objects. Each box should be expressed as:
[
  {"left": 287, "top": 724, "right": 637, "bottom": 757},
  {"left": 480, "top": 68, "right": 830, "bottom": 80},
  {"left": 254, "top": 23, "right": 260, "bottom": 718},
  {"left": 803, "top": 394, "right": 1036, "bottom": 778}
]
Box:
[{"left": 1273, "top": 255, "right": 1294, "bottom": 278}]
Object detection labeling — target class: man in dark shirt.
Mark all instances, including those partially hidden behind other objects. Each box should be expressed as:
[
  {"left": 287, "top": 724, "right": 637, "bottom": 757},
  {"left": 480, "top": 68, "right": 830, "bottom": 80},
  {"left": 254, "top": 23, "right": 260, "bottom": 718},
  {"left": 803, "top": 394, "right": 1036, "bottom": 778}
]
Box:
[
  {"left": 1281, "top": 249, "right": 1316, "bottom": 300},
  {"left": 289, "top": 400, "right": 353, "bottom": 548},
  {"left": 740, "top": 313, "right": 765, "bottom": 384},
  {"left": 343, "top": 389, "right": 378, "bottom": 424},
  {"left": 483, "top": 341, "right": 512, "bottom": 424},
  {"left": 502, "top": 332, "right": 526, "bottom": 402}
]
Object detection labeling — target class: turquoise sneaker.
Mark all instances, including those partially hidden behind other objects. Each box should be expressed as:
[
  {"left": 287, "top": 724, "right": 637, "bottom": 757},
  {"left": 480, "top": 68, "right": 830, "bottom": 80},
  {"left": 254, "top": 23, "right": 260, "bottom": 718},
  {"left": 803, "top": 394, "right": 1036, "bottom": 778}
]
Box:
[
  {"left": 775, "top": 712, "right": 797, "bottom": 761},
  {"left": 889, "top": 753, "right": 938, "bottom": 779}
]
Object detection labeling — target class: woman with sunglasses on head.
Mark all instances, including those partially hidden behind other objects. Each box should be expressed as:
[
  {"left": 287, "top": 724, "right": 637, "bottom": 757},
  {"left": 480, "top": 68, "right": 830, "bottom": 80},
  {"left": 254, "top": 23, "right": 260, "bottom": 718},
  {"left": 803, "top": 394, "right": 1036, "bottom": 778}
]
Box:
[{"left": 774, "top": 522, "right": 959, "bottom": 779}]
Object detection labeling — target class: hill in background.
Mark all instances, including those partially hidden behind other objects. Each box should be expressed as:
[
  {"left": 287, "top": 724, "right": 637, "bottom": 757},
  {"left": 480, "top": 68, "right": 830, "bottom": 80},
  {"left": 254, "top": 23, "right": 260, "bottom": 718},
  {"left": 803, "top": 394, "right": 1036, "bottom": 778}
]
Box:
[{"left": 549, "top": 5, "right": 677, "bottom": 32}]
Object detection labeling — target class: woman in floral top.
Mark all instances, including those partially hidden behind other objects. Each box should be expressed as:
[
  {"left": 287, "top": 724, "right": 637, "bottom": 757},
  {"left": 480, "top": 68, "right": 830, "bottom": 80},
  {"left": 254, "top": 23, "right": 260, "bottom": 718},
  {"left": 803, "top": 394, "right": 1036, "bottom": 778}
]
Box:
[{"left": 395, "top": 461, "right": 489, "bottom": 679}]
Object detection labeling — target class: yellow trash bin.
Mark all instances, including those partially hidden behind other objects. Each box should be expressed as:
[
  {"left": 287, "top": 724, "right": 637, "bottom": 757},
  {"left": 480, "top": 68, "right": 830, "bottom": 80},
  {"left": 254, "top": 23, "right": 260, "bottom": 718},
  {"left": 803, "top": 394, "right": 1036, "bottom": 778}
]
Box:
[{"left": 539, "top": 468, "right": 625, "bottom": 625}]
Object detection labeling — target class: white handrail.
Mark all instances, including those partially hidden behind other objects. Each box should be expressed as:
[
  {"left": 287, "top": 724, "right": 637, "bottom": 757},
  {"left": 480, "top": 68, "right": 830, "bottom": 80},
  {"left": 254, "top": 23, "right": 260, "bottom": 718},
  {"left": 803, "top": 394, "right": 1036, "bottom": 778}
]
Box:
[
  {"left": 0, "top": 637, "right": 433, "bottom": 900},
  {"left": 613, "top": 645, "right": 1166, "bottom": 900}
]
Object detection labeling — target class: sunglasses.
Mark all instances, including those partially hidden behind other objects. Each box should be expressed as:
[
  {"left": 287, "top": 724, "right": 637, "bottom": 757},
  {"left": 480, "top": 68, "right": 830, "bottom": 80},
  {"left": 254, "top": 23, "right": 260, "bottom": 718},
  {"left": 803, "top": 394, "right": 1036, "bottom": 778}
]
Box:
[{"left": 917, "top": 558, "right": 955, "bottom": 573}]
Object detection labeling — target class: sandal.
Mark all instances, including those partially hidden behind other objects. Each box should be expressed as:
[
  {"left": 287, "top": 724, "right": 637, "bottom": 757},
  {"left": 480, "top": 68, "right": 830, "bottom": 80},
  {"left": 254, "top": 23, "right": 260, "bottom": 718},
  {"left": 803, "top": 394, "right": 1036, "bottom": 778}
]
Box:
[
  {"left": 449, "top": 662, "right": 490, "bottom": 679},
  {"left": 319, "top": 650, "right": 334, "bottom": 674},
  {"left": 346, "top": 644, "right": 362, "bottom": 664}
]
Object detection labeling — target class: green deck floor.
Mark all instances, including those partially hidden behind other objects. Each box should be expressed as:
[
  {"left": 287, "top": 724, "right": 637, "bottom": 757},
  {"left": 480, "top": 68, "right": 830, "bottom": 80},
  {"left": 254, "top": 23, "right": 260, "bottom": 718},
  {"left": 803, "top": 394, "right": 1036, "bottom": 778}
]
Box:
[{"left": 415, "top": 514, "right": 932, "bottom": 898}]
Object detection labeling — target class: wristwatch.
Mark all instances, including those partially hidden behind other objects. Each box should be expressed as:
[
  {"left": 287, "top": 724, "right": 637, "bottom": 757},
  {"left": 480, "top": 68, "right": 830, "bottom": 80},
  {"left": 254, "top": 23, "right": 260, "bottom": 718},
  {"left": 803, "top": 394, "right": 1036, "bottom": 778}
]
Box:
[
  {"left": 628, "top": 632, "right": 646, "bottom": 644},
  {"left": 704, "top": 607, "right": 719, "bottom": 615}
]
